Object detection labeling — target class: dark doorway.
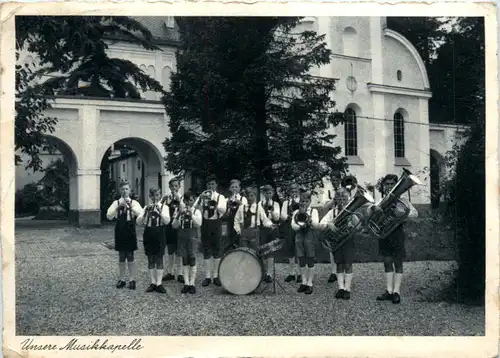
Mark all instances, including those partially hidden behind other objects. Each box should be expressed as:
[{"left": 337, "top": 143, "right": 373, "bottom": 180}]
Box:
[{"left": 430, "top": 152, "right": 441, "bottom": 209}]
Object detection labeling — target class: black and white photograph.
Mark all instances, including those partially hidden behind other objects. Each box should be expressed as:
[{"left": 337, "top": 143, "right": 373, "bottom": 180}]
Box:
[{"left": 1, "top": 2, "right": 498, "bottom": 357}]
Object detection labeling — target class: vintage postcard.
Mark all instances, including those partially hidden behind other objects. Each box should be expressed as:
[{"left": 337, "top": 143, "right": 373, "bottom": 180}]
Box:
[{"left": 0, "top": 1, "right": 498, "bottom": 357}]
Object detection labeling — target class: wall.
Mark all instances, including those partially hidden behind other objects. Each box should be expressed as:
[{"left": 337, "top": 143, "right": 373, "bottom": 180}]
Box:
[{"left": 382, "top": 36, "right": 425, "bottom": 89}]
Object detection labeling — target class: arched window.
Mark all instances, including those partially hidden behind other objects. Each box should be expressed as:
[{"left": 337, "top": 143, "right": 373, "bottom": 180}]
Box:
[
  {"left": 122, "top": 163, "right": 126, "bottom": 173},
  {"left": 397, "top": 70, "right": 403, "bottom": 81},
  {"left": 394, "top": 111, "right": 405, "bottom": 158},
  {"left": 344, "top": 107, "right": 358, "bottom": 156},
  {"left": 342, "top": 27, "right": 358, "bottom": 57},
  {"left": 162, "top": 66, "right": 172, "bottom": 91}
]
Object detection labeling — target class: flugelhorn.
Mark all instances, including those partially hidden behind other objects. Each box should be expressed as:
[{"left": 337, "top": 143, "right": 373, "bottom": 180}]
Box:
[
  {"left": 365, "top": 168, "right": 421, "bottom": 240},
  {"left": 294, "top": 204, "right": 311, "bottom": 228},
  {"left": 320, "top": 186, "right": 374, "bottom": 254}
]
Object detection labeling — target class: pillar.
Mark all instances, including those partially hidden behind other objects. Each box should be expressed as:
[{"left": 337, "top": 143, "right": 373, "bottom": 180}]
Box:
[
  {"left": 416, "top": 97, "right": 431, "bottom": 206},
  {"left": 68, "top": 173, "right": 79, "bottom": 225}
]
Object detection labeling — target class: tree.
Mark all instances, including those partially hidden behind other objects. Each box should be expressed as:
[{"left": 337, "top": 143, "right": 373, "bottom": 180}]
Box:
[
  {"left": 16, "top": 16, "right": 166, "bottom": 171},
  {"left": 163, "top": 17, "right": 347, "bottom": 191}
]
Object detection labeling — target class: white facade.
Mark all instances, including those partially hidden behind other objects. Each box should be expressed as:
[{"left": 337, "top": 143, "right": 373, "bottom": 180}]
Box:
[{"left": 15, "top": 16, "right": 468, "bottom": 224}]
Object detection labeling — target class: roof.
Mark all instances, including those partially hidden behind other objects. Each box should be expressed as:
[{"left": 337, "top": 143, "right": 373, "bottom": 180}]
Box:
[{"left": 131, "top": 16, "right": 180, "bottom": 45}]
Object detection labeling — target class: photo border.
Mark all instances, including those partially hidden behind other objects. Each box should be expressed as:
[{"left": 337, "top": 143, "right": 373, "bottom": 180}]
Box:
[{"left": 1, "top": 2, "right": 498, "bottom": 357}]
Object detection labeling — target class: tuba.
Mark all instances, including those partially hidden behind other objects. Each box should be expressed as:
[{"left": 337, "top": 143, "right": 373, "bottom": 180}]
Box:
[
  {"left": 365, "top": 168, "right": 421, "bottom": 240},
  {"left": 320, "top": 186, "right": 374, "bottom": 254}
]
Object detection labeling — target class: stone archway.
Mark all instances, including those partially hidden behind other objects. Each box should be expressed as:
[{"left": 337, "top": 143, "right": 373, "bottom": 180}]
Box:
[
  {"left": 430, "top": 149, "right": 444, "bottom": 209},
  {"left": 99, "top": 137, "right": 166, "bottom": 221},
  {"left": 42, "top": 135, "right": 79, "bottom": 223}
]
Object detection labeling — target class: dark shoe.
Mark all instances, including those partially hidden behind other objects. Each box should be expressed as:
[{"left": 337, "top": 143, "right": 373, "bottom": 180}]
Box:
[
  {"left": 116, "top": 280, "right": 126, "bottom": 289},
  {"left": 335, "top": 289, "right": 345, "bottom": 299},
  {"left": 177, "top": 275, "right": 185, "bottom": 284},
  {"left": 264, "top": 274, "right": 272, "bottom": 283},
  {"left": 376, "top": 290, "right": 394, "bottom": 301},
  {"left": 155, "top": 284, "right": 167, "bottom": 294},
  {"left": 127, "top": 280, "right": 136, "bottom": 290},
  {"left": 392, "top": 292, "right": 401, "bottom": 304},
  {"left": 181, "top": 285, "right": 190, "bottom": 294},
  {"left": 213, "top": 277, "right": 222, "bottom": 286},
  {"left": 189, "top": 285, "right": 196, "bottom": 294},
  {"left": 146, "top": 284, "right": 157, "bottom": 292},
  {"left": 284, "top": 275, "right": 295, "bottom": 282},
  {"left": 296, "top": 275, "right": 302, "bottom": 283},
  {"left": 202, "top": 278, "right": 211, "bottom": 287},
  {"left": 162, "top": 273, "right": 175, "bottom": 281},
  {"left": 343, "top": 290, "right": 351, "bottom": 300},
  {"left": 328, "top": 273, "right": 337, "bottom": 283},
  {"left": 305, "top": 286, "right": 313, "bottom": 295},
  {"left": 297, "top": 284, "right": 307, "bottom": 293}
]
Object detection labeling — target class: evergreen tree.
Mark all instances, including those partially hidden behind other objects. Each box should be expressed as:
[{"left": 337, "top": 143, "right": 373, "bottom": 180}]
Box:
[
  {"left": 163, "top": 17, "right": 347, "bottom": 190},
  {"left": 16, "top": 16, "right": 165, "bottom": 171}
]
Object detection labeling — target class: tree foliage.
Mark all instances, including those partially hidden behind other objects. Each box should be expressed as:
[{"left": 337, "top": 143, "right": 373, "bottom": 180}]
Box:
[
  {"left": 16, "top": 16, "right": 165, "bottom": 171},
  {"left": 163, "top": 17, "right": 347, "bottom": 190}
]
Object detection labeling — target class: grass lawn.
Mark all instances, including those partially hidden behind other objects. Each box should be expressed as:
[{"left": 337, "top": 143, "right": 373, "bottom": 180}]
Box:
[{"left": 15, "top": 222, "right": 483, "bottom": 336}]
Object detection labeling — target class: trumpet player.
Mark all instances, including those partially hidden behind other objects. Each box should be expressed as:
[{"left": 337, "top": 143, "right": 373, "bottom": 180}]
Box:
[
  {"left": 234, "top": 187, "right": 274, "bottom": 252},
  {"left": 106, "top": 179, "right": 143, "bottom": 290},
  {"left": 291, "top": 191, "right": 320, "bottom": 294},
  {"left": 280, "top": 183, "right": 302, "bottom": 283},
  {"left": 136, "top": 187, "right": 171, "bottom": 294},
  {"left": 319, "top": 188, "right": 360, "bottom": 300},
  {"left": 323, "top": 171, "right": 342, "bottom": 283},
  {"left": 375, "top": 174, "right": 418, "bottom": 304},
  {"left": 225, "top": 179, "right": 248, "bottom": 251},
  {"left": 161, "top": 178, "right": 185, "bottom": 284},
  {"left": 172, "top": 191, "right": 202, "bottom": 294},
  {"left": 193, "top": 175, "right": 227, "bottom": 287},
  {"left": 258, "top": 185, "right": 280, "bottom": 282}
]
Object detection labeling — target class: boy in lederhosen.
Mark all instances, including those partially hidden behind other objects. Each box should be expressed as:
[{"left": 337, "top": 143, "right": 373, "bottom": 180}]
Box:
[
  {"left": 224, "top": 179, "right": 248, "bottom": 252},
  {"left": 194, "top": 175, "right": 227, "bottom": 287},
  {"left": 291, "top": 191, "right": 320, "bottom": 294},
  {"left": 375, "top": 174, "right": 418, "bottom": 304},
  {"left": 320, "top": 188, "right": 360, "bottom": 300},
  {"left": 136, "top": 187, "right": 171, "bottom": 294},
  {"left": 106, "top": 179, "right": 143, "bottom": 290},
  {"left": 258, "top": 184, "right": 280, "bottom": 283},
  {"left": 234, "top": 187, "right": 273, "bottom": 252},
  {"left": 162, "top": 178, "right": 184, "bottom": 283},
  {"left": 280, "top": 183, "right": 301, "bottom": 283},
  {"left": 323, "top": 172, "right": 342, "bottom": 283},
  {"left": 172, "top": 191, "right": 203, "bottom": 294}
]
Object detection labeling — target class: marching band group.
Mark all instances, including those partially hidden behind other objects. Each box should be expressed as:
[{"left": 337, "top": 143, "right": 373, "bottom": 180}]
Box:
[{"left": 106, "top": 170, "right": 419, "bottom": 304}]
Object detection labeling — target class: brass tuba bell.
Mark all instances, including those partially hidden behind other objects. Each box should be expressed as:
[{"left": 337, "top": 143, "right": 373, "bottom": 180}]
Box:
[
  {"left": 365, "top": 168, "right": 421, "bottom": 240},
  {"left": 320, "top": 186, "right": 374, "bottom": 253}
]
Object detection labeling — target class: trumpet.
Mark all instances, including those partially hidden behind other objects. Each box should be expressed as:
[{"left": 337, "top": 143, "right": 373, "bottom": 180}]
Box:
[
  {"left": 227, "top": 194, "right": 240, "bottom": 211},
  {"left": 265, "top": 200, "right": 274, "bottom": 212},
  {"left": 365, "top": 168, "right": 421, "bottom": 240},
  {"left": 294, "top": 205, "right": 311, "bottom": 228},
  {"left": 320, "top": 186, "right": 374, "bottom": 253}
]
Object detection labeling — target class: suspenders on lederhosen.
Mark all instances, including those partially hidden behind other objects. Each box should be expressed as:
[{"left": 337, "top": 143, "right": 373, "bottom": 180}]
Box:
[
  {"left": 180, "top": 209, "right": 194, "bottom": 230},
  {"left": 146, "top": 203, "right": 165, "bottom": 228},
  {"left": 203, "top": 194, "right": 220, "bottom": 219},
  {"left": 243, "top": 206, "right": 256, "bottom": 229}
]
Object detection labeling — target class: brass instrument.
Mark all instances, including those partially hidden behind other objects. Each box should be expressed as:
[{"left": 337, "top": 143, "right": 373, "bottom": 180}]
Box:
[
  {"left": 320, "top": 186, "right": 374, "bottom": 254},
  {"left": 265, "top": 200, "right": 274, "bottom": 213},
  {"left": 365, "top": 168, "right": 421, "bottom": 240},
  {"left": 294, "top": 204, "right": 311, "bottom": 228},
  {"left": 290, "top": 199, "right": 300, "bottom": 213},
  {"left": 228, "top": 194, "right": 240, "bottom": 211},
  {"left": 341, "top": 175, "right": 358, "bottom": 192}
]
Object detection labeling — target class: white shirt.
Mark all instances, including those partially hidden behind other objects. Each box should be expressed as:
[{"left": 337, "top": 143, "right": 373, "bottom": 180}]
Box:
[
  {"left": 193, "top": 191, "right": 227, "bottom": 220},
  {"left": 234, "top": 202, "right": 273, "bottom": 233},
  {"left": 280, "top": 196, "right": 300, "bottom": 221},
  {"left": 258, "top": 199, "right": 280, "bottom": 222},
  {"left": 106, "top": 198, "right": 143, "bottom": 221},
  {"left": 136, "top": 202, "right": 171, "bottom": 227}
]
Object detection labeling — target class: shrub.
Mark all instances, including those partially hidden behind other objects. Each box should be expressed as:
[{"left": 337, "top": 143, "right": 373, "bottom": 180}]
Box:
[{"left": 15, "top": 183, "right": 42, "bottom": 216}]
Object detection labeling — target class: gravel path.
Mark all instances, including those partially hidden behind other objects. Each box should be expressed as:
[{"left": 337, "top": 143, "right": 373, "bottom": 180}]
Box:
[{"left": 15, "top": 225, "right": 484, "bottom": 336}]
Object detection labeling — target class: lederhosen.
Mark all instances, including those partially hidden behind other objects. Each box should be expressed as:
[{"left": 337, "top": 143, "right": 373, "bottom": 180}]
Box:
[
  {"left": 239, "top": 206, "right": 259, "bottom": 252},
  {"left": 201, "top": 194, "right": 222, "bottom": 258},
  {"left": 225, "top": 195, "right": 242, "bottom": 251},
  {"left": 143, "top": 204, "right": 167, "bottom": 257},
  {"left": 282, "top": 199, "right": 300, "bottom": 257},
  {"left": 114, "top": 200, "right": 138, "bottom": 252},
  {"left": 294, "top": 208, "right": 316, "bottom": 259},
  {"left": 165, "top": 197, "right": 180, "bottom": 254},
  {"left": 378, "top": 223, "right": 406, "bottom": 259},
  {"left": 332, "top": 207, "right": 355, "bottom": 264},
  {"left": 259, "top": 201, "right": 278, "bottom": 246},
  {"left": 177, "top": 208, "right": 198, "bottom": 261}
]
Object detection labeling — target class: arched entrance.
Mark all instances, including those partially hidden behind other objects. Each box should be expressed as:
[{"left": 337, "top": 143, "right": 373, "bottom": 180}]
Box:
[
  {"left": 99, "top": 137, "right": 165, "bottom": 222},
  {"left": 42, "top": 135, "right": 79, "bottom": 223},
  {"left": 430, "top": 149, "right": 444, "bottom": 209}
]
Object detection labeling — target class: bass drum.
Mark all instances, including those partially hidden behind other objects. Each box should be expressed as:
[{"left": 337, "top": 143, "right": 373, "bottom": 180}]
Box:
[{"left": 218, "top": 247, "right": 264, "bottom": 295}]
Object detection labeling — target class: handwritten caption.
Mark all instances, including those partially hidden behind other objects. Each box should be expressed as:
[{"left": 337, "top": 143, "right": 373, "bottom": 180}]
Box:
[{"left": 21, "top": 338, "right": 144, "bottom": 353}]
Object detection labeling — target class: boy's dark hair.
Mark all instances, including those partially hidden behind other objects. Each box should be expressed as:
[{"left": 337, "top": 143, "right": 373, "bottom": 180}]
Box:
[
  {"left": 119, "top": 179, "right": 130, "bottom": 188},
  {"left": 183, "top": 191, "right": 195, "bottom": 201},
  {"left": 169, "top": 177, "right": 181, "bottom": 186},
  {"left": 382, "top": 174, "right": 398, "bottom": 184},
  {"left": 206, "top": 174, "right": 217, "bottom": 183},
  {"left": 149, "top": 187, "right": 160, "bottom": 196}
]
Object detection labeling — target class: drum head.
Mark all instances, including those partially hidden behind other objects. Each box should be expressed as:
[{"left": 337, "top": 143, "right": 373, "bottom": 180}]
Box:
[{"left": 219, "top": 248, "right": 263, "bottom": 295}]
